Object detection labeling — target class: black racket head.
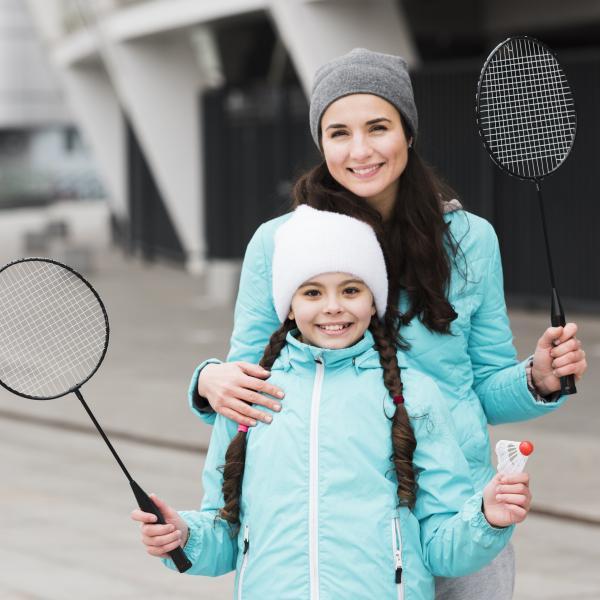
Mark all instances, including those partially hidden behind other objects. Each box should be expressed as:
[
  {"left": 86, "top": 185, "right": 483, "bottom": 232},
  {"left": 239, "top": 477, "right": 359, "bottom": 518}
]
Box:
[
  {"left": 476, "top": 36, "right": 577, "bottom": 181},
  {"left": 0, "top": 257, "right": 109, "bottom": 400}
]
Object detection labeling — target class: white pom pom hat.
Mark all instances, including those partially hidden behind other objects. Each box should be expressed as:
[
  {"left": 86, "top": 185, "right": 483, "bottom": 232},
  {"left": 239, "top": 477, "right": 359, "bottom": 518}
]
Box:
[{"left": 272, "top": 205, "right": 388, "bottom": 322}]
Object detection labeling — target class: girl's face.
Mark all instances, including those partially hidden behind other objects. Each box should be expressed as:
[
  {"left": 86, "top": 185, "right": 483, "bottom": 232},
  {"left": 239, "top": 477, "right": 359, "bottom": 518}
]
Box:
[
  {"left": 288, "top": 272, "right": 376, "bottom": 350},
  {"left": 320, "top": 94, "right": 411, "bottom": 219}
]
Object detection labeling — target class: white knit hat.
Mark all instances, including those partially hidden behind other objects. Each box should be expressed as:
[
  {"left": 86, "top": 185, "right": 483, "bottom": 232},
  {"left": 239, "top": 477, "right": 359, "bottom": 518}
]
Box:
[{"left": 272, "top": 205, "right": 388, "bottom": 322}]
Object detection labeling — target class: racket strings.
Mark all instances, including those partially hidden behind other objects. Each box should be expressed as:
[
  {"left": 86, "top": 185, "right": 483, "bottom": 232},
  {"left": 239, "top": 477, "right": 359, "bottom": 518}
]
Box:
[
  {"left": 478, "top": 37, "right": 576, "bottom": 178},
  {"left": 0, "top": 261, "right": 107, "bottom": 398}
]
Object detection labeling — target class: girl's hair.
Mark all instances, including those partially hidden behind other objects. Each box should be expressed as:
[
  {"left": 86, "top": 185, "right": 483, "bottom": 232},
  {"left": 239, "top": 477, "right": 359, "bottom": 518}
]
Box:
[
  {"left": 291, "top": 149, "right": 460, "bottom": 333},
  {"left": 219, "top": 309, "right": 417, "bottom": 530},
  {"left": 219, "top": 318, "right": 295, "bottom": 528}
]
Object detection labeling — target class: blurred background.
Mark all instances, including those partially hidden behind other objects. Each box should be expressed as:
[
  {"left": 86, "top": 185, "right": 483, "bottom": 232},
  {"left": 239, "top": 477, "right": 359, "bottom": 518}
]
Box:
[{"left": 1, "top": 1, "right": 599, "bottom": 598}]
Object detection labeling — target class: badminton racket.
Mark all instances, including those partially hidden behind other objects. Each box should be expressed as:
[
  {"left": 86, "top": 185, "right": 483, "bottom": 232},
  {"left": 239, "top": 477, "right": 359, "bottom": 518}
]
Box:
[
  {"left": 0, "top": 257, "right": 192, "bottom": 572},
  {"left": 476, "top": 35, "right": 577, "bottom": 396}
]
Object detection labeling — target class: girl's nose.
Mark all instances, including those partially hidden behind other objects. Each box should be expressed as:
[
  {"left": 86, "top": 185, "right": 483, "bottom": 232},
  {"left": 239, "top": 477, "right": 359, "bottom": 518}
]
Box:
[{"left": 323, "top": 296, "right": 343, "bottom": 314}]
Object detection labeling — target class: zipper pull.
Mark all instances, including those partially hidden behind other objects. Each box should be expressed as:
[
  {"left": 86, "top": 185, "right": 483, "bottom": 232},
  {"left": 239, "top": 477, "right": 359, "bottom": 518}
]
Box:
[
  {"left": 243, "top": 524, "right": 250, "bottom": 555},
  {"left": 395, "top": 550, "right": 402, "bottom": 583}
]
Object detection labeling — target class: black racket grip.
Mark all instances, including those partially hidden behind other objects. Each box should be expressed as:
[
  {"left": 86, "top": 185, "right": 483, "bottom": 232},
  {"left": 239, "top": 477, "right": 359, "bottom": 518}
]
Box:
[
  {"left": 550, "top": 290, "right": 577, "bottom": 396},
  {"left": 130, "top": 479, "right": 193, "bottom": 573}
]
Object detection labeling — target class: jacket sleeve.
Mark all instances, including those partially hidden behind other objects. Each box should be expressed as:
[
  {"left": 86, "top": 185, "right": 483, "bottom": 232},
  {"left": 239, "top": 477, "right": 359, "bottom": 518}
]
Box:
[
  {"left": 162, "top": 414, "right": 239, "bottom": 576},
  {"left": 411, "top": 380, "right": 513, "bottom": 577},
  {"left": 191, "top": 223, "right": 281, "bottom": 425},
  {"left": 468, "top": 224, "right": 567, "bottom": 425},
  {"left": 227, "top": 223, "right": 280, "bottom": 363}
]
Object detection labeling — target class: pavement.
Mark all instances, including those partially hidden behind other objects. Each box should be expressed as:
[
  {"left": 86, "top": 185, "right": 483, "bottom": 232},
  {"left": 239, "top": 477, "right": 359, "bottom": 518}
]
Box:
[{"left": 1, "top": 240, "right": 599, "bottom": 599}]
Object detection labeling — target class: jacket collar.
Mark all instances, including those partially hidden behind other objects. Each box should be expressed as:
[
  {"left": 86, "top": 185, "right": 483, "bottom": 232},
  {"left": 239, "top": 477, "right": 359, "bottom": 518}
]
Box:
[{"left": 274, "top": 329, "right": 407, "bottom": 371}]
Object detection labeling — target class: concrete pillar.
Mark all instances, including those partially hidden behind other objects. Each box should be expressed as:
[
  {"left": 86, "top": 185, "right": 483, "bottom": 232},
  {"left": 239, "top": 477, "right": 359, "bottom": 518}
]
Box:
[
  {"left": 99, "top": 33, "right": 206, "bottom": 272},
  {"left": 269, "top": 0, "right": 418, "bottom": 96}
]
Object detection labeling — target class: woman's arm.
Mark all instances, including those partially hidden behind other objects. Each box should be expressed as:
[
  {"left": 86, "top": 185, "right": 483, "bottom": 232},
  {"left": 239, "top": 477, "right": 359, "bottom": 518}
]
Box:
[
  {"left": 467, "top": 223, "right": 572, "bottom": 424},
  {"left": 191, "top": 221, "right": 284, "bottom": 426}
]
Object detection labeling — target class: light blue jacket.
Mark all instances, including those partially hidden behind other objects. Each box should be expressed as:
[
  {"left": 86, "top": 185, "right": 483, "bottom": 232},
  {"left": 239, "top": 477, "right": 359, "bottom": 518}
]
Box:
[
  {"left": 168, "top": 331, "right": 512, "bottom": 599},
  {"left": 192, "top": 210, "right": 566, "bottom": 491}
]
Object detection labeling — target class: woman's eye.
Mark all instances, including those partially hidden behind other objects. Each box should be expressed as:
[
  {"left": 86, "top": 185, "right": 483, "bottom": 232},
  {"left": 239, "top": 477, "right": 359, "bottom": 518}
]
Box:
[
  {"left": 370, "top": 125, "right": 387, "bottom": 132},
  {"left": 330, "top": 130, "right": 347, "bottom": 138}
]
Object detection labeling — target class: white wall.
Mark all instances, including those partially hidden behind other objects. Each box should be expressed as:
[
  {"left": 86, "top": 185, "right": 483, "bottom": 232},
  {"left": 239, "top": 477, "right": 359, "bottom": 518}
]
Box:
[{"left": 0, "top": 0, "right": 69, "bottom": 126}]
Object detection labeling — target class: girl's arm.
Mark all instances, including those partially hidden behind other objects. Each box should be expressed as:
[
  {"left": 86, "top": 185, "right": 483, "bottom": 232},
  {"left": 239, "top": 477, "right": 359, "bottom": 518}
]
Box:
[
  {"left": 190, "top": 221, "right": 284, "bottom": 426},
  {"left": 410, "top": 378, "right": 515, "bottom": 577},
  {"left": 160, "top": 413, "right": 241, "bottom": 576},
  {"left": 467, "top": 222, "right": 570, "bottom": 424}
]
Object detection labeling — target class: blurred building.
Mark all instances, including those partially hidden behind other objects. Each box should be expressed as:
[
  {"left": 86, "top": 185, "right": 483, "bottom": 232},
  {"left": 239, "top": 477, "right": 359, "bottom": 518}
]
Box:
[
  {"left": 0, "top": 0, "right": 103, "bottom": 210},
  {"left": 24, "top": 0, "right": 600, "bottom": 306}
]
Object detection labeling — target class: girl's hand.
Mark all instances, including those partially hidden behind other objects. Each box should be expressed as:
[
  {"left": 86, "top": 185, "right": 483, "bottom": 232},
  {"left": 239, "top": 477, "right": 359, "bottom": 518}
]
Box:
[
  {"left": 531, "top": 323, "right": 587, "bottom": 396},
  {"left": 131, "top": 494, "right": 188, "bottom": 558},
  {"left": 483, "top": 473, "right": 531, "bottom": 528},
  {"left": 198, "top": 362, "right": 284, "bottom": 427}
]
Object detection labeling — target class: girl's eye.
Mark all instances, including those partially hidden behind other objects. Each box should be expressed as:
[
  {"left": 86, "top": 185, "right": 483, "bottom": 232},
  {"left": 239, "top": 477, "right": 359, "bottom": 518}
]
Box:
[
  {"left": 344, "top": 287, "right": 360, "bottom": 295},
  {"left": 303, "top": 289, "right": 320, "bottom": 297}
]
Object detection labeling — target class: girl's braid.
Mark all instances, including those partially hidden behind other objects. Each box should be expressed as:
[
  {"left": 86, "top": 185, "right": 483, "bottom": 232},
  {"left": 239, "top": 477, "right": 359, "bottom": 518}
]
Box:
[
  {"left": 220, "top": 319, "right": 294, "bottom": 529},
  {"left": 370, "top": 314, "right": 417, "bottom": 508}
]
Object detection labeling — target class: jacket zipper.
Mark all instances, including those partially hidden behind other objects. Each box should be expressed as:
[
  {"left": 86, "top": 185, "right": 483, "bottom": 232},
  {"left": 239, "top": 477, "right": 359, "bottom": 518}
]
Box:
[
  {"left": 392, "top": 517, "right": 404, "bottom": 600},
  {"left": 237, "top": 524, "right": 250, "bottom": 600},
  {"left": 309, "top": 358, "right": 325, "bottom": 600}
]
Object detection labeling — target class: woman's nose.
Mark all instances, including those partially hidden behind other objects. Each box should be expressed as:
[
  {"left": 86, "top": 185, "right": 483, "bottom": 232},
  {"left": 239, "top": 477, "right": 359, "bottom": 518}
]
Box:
[{"left": 349, "top": 134, "right": 372, "bottom": 160}]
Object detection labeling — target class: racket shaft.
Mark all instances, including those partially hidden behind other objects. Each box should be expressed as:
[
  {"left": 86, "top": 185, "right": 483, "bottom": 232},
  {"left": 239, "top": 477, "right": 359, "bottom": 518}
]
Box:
[
  {"left": 550, "top": 289, "right": 577, "bottom": 395},
  {"left": 130, "top": 480, "right": 192, "bottom": 573}
]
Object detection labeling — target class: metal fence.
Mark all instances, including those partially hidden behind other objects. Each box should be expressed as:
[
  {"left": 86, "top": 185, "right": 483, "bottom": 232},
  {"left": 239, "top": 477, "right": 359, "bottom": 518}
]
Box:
[{"left": 126, "top": 122, "right": 185, "bottom": 263}]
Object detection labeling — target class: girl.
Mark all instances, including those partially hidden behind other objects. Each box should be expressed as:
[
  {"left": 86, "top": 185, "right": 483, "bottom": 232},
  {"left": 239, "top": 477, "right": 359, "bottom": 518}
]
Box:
[
  {"left": 133, "top": 206, "right": 531, "bottom": 600},
  {"left": 192, "top": 48, "right": 587, "bottom": 599}
]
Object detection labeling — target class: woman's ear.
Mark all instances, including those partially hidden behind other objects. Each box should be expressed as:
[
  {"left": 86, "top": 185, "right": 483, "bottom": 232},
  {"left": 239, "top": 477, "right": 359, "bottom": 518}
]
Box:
[{"left": 408, "top": 137, "right": 413, "bottom": 149}]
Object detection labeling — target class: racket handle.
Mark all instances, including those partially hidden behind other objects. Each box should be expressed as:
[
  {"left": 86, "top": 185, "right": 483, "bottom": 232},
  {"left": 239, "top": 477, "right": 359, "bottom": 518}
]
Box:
[
  {"left": 550, "top": 289, "right": 577, "bottom": 396},
  {"left": 130, "top": 480, "right": 193, "bottom": 573}
]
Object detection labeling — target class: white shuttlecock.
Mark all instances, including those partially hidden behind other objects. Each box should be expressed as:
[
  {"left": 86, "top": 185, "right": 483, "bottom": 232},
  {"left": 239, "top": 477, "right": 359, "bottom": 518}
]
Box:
[{"left": 495, "top": 440, "right": 534, "bottom": 475}]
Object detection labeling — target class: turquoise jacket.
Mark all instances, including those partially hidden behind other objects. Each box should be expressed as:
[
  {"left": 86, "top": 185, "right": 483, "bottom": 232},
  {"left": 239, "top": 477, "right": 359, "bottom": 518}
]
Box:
[
  {"left": 168, "top": 331, "right": 512, "bottom": 599},
  {"left": 192, "top": 210, "right": 566, "bottom": 492}
]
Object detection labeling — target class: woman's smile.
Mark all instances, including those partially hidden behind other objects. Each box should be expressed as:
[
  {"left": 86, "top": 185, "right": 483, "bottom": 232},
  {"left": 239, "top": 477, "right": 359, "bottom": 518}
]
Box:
[{"left": 347, "top": 162, "right": 385, "bottom": 179}]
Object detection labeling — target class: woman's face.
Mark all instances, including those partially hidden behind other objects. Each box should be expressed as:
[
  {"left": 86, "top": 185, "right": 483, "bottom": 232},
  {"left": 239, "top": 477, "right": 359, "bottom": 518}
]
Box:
[
  {"left": 320, "top": 94, "right": 411, "bottom": 218},
  {"left": 289, "top": 272, "right": 375, "bottom": 350}
]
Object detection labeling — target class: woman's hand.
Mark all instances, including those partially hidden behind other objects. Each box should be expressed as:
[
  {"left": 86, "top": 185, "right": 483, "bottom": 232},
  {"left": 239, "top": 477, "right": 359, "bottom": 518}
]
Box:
[
  {"left": 531, "top": 323, "right": 587, "bottom": 396},
  {"left": 131, "top": 494, "right": 188, "bottom": 559},
  {"left": 198, "top": 362, "right": 284, "bottom": 427},
  {"left": 483, "top": 473, "right": 531, "bottom": 528}
]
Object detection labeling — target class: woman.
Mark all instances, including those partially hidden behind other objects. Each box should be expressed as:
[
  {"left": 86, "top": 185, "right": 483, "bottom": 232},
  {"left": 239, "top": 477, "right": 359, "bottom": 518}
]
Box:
[{"left": 191, "top": 48, "right": 587, "bottom": 599}]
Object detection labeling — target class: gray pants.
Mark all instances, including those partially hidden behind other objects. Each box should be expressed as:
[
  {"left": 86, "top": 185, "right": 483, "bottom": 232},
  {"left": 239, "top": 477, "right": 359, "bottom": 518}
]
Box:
[{"left": 435, "top": 543, "right": 515, "bottom": 600}]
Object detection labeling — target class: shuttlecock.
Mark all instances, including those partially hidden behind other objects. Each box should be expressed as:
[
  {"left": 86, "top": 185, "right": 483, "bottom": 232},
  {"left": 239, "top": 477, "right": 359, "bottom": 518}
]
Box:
[{"left": 495, "top": 440, "right": 534, "bottom": 475}]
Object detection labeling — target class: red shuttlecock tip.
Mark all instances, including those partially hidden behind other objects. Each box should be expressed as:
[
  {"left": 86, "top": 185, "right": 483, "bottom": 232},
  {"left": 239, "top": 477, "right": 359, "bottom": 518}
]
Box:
[{"left": 519, "top": 441, "right": 534, "bottom": 456}]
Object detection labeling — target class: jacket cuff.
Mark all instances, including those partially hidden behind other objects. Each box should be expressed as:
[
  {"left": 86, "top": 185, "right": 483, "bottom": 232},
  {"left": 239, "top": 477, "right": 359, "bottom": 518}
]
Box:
[
  {"left": 160, "top": 513, "right": 202, "bottom": 572},
  {"left": 189, "top": 359, "right": 222, "bottom": 423},
  {"left": 525, "top": 356, "right": 563, "bottom": 404},
  {"left": 463, "top": 491, "right": 514, "bottom": 546}
]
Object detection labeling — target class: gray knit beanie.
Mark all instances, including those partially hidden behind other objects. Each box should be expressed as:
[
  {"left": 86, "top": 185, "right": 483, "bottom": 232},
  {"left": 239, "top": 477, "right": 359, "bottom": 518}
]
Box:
[{"left": 309, "top": 48, "right": 418, "bottom": 149}]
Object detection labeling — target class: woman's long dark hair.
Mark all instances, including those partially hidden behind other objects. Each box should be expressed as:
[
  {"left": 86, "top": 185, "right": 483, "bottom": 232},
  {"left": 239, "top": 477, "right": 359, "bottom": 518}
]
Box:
[
  {"left": 219, "top": 310, "right": 417, "bottom": 531},
  {"left": 291, "top": 150, "right": 459, "bottom": 333}
]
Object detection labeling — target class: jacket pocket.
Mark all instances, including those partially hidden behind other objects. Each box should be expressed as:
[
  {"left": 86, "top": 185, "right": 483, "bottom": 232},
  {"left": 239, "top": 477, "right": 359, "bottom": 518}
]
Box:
[
  {"left": 392, "top": 517, "right": 404, "bottom": 600},
  {"left": 237, "top": 524, "right": 250, "bottom": 600}
]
